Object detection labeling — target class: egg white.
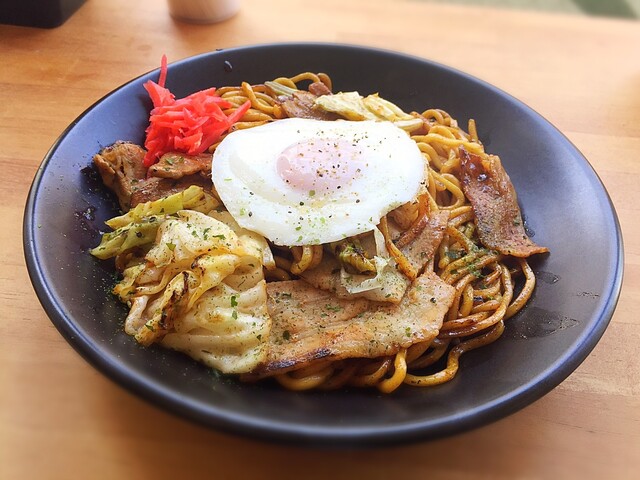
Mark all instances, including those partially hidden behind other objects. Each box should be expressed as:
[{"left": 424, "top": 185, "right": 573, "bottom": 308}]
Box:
[{"left": 211, "top": 118, "right": 425, "bottom": 246}]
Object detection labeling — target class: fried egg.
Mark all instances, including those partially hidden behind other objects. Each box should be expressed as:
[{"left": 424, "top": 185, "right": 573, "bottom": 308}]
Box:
[{"left": 211, "top": 118, "right": 425, "bottom": 246}]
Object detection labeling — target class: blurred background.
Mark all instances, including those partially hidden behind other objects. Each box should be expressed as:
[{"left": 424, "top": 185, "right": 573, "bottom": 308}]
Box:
[
  {"left": 2, "top": 0, "right": 639, "bottom": 28},
  {"left": 421, "top": 0, "right": 640, "bottom": 18}
]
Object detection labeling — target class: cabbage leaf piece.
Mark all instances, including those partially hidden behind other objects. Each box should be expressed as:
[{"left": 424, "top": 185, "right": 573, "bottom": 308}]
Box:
[
  {"left": 116, "top": 209, "right": 272, "bottom": 374},
  {"left": 145, "top": 210, "right": 241, "bottom": 267},
  {"left": 90, "top": 216, "right": 167, "bottom": 260},
  {"left": 161, "top": 268, "right": 271, "bottom": 374},
  {"left": 338, "top": 228, "right": 409, "bottom": 297},
  {"left": 106, "top": 185, "right": 218, "bottom": 229},
  {"left": 314, "top": 92, "right": 423, "bottom": 131},
  {"left": 302, "top": 228, "right": 410, "bottom": 304},
  {"left": 90, "top": 185, "right": 218, "bottom": 260},
  {"left": 208, "top": 210, "right": 276, "bottom": 270}
]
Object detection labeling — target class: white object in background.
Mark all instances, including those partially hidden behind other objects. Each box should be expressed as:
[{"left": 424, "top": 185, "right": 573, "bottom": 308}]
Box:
[{"left": 167, "top": 0, "right": 240, "bottom": 23}]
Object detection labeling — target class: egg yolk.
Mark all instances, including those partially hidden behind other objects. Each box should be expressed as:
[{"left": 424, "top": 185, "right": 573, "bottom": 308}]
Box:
[{"left": 276, "top": 137, "right": 364, "bottom": 196}]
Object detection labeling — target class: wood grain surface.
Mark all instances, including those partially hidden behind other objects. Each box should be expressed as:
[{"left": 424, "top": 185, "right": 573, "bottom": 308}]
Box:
[{"left": 1, "top": 0, "right": 639, "bottom": 478}]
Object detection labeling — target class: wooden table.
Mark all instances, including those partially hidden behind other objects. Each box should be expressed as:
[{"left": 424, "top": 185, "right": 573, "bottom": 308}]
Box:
[{"left": 2, "top": 0, "right": 639, "bottom": 478}]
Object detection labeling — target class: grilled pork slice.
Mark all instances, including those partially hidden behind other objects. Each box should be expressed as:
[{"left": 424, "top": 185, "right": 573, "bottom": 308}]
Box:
[
  {"left": 244, "top": 271, "right": 455, "bottom": 379},
  {"left": 459, "top": 148, "right": 548, "bottom": 257},
  {"left": 93, "top": 142, "right": 147, "bottom": 210},
  {"left": 279, "top": 90, "right": 338, "bottom": 121},
  {"left": 308, "top": 81, "right": 332, "bottom": 97},
  {"left": 94, "top": 142, "right": 214, "bottom": 209},
  {"left": 396, "top": 210, "right": 450, "bottom": 273},
  {"left": 147, "top": 152, "right": 212, "bottom": 179}
]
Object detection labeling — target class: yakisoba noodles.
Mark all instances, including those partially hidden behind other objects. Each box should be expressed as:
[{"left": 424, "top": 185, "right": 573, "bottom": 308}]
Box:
[{"left": 91, "top": 71, "right": 547, "bottom": 393}]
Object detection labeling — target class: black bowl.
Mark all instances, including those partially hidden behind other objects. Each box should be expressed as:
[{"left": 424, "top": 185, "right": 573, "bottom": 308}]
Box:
[{"left": 23, "top": 43, "right": 623, "bottom": 446}]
